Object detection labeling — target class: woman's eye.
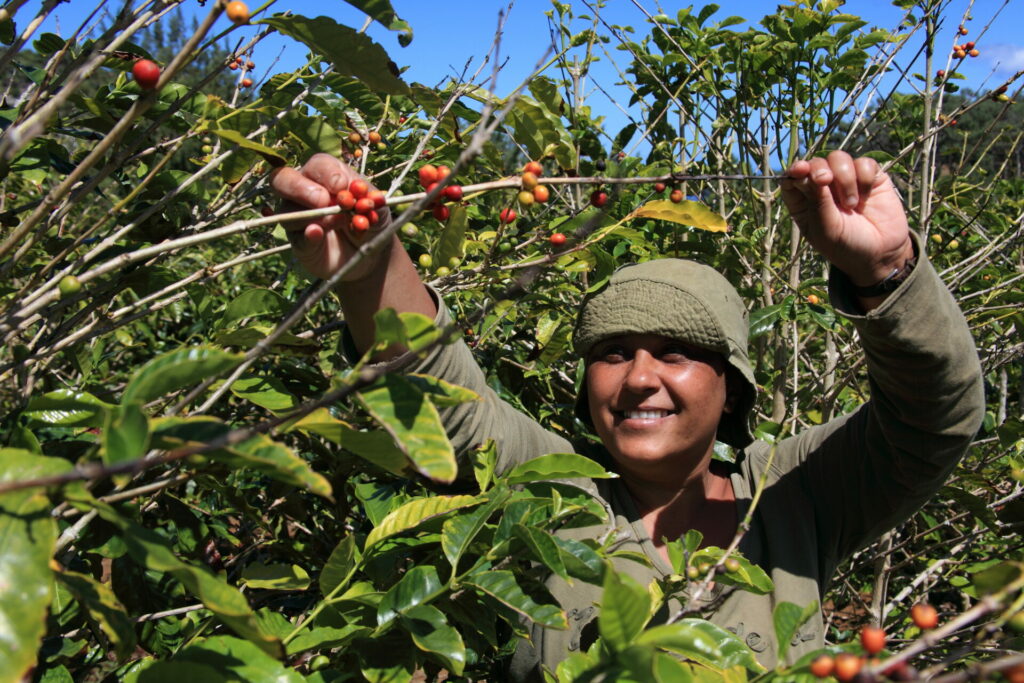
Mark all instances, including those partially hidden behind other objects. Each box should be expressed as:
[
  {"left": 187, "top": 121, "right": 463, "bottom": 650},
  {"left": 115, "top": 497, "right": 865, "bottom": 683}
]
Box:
[
  {"left": 661, "top": 344, "right": 691, "bottom": 359},
  {"left": 597, "top": 346, "right": 627, "bottom": 361}
]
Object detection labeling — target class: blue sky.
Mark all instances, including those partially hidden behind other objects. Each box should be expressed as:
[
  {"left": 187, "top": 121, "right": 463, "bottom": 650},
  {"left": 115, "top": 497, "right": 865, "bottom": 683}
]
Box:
[{"left": 19, "top": 0, "right": 1024, "bottom": 140}]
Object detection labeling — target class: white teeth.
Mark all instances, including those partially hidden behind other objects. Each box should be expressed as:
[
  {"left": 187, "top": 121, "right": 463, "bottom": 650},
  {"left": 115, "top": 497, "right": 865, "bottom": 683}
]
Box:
[{"left": 624, "top": 410, "right": 669, "bottom": 419}]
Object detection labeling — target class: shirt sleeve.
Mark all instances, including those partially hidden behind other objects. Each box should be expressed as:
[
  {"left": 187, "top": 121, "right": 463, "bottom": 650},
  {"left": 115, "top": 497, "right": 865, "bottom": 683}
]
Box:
[
  {"left": 348, "top": 285, "right": 575, "bottom": 480},
  {"left": 758, "top": 234, "right": 985, "bottom": 578}
]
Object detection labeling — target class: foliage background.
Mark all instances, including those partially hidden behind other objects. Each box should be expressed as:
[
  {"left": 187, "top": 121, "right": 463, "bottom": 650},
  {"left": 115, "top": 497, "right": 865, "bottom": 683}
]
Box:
[{"left": 0, "top": 0, "right": 1022, "bottom": 681}]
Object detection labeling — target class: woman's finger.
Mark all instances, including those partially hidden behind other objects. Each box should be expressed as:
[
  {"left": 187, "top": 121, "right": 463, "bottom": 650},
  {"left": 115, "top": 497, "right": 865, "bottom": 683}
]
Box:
[{"left": 270, "top": 166, "right": 333, "bottom": 208}]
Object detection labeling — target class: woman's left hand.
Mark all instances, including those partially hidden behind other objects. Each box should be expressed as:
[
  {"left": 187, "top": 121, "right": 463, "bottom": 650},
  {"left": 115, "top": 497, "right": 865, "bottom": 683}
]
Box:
[{"left": 781, "top": 150, "right": 914, "bottom": 288}]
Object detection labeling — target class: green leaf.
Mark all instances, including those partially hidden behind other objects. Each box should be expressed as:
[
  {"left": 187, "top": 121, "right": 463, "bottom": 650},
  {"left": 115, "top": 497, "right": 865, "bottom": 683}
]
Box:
[
  {"left": 122, "top": 347, "right": 244, "bottom": 404},
  {"left": 130, "top": 636, "right": 302, "bottom": 683},
  {"left": 472, "top": 439, "right": 498, "bottom": 493},
  {"left": 56, "top": 571, "right": 137, "bottom": 661},
  {"left": 340, "top": 0, "right": 413, "bottom": 45},
  {"left": 773, "top": 600, "right": 818, "bottom": 662},
  {"left": 432, "top": 204, "right": 469, "bottom": 266},
  {"left": 240, "top": 562, "right": 311, "bottom": 590},
  {"left": 365, "top": 495, "right": 478, "bottom": 548},
  {"left": 377, "top": 565, "right": 445, "bottom": 626},
  {"left": 690, "top": 550, "right": 772, "bottom": 595},
  {"left": 24, "top": 389, "right": 113, "bottom": 427},
  {"left": 748, "top": 303, "right": 785, "bottom": 339},
  {"left": 218, "top": 288, "right": 292, "bottom": 328},
  {"left": 504, "top": 452, "right": 617, "bottom": 484},
  {"left": 513, "top": 523, "right": 570, "bottom": 582},
  {"left": 636, "top": 619, "right": 765, "bottom": 673},
  {"left": 0, "top": 450, "right": 70, "bottom": 680},
  {"left": 553, "top": 537, "right": 606, "bottom": 584},
  {"left": 403, "top": 373, "right": 478, "bottom": 407},
  {"left": 972, "top": 561, "right": 1024, "bottom": 594},
  {"left": 598, "top": 567, "right": 651, "bottom": 651},
  {"left": 629, "top": 199, "right": 728, "bottom": 232},
  {"left": 463, "top": 570, "right": 567, "bottom": 629},
  {"left": 507, "top": 96, "right": 577, "bottom": 169},
  {"left": 284, "top": 623, "right": 369, "bottom": 656},
  {"left": 370, "top": 311, "right": 444, "bottom": 355},
  {"left": 320, "top": 535, "right": 359, "bottom": 596},
  {"left": 258, "top": 15, "right": 408, "bottom": 94},
  {"left": 92, "top": 504, "right": 282, "bottom": 656},
  {"left": 209, "top": 128, "right": 287, "bottom": 167},
  {"left": 357, "top": 374, "right": 459, "bottom": 483},
  {"left": 401, "top": 604, "right": 466, "bottom": 675},
  {"left": 441, "top": 489, "right": 507, "bottom": 573},
  {"left": 283, "top": 407, "right": 408, "bottom": 476},
  {"left": 101, "top": 403, "right": 150, "bottom": 466},
  {"left": 152, "top": 417, "right": 332, "bottom": 498},
  {"left": 229, "top": 374, "right": 300, "bottom": 414}
]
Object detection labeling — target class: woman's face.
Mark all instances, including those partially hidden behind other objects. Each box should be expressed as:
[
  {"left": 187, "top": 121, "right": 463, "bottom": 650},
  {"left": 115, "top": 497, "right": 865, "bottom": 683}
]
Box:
[{"left": 586, "top": 334, "right": 731, "bottom": 484}]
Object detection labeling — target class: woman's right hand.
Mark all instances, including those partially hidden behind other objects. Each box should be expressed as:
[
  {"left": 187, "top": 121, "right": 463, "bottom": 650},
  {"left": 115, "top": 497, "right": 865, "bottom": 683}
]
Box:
[{"left": 269, "top": 153, "right": 391, "bottom": 282}]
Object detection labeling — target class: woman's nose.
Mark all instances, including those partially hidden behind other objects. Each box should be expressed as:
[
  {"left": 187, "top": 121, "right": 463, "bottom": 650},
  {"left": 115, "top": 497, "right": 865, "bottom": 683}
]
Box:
[{"left": 622, "top": 350, "right": 659, "bottom": 392}]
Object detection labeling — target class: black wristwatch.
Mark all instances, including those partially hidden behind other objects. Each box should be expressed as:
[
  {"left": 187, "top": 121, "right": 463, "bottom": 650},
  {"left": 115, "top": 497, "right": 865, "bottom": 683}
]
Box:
[{"left": 852, "top": 257, "right": 918, "bottom": 297}]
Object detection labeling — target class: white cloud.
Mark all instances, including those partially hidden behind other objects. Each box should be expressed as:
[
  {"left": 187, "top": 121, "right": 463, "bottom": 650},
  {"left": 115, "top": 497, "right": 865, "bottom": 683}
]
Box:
[{"left": 985, "top": 44, "right": 1024, "bottom": 72}]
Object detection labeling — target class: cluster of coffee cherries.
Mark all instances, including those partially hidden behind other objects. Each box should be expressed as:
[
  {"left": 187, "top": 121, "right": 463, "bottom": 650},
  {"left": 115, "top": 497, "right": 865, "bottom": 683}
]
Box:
[
  {"left": 345, "top": 129, "right": 386, "bottom": 159},
  {"left": 514, "top": 162, "right": 570, "bottom": 246},
  {"left": 952, "top": 26, "right": 979, "bottom": 60},
  {"left": 651, "top": 181, "right": 688, "bottom": 204},
  {"left": 412, "top": 164, "right": 462, "bottom": 222},
  {"left": 335, "top": 179, "right": 387, "bottom": 233},
  {"left": 228, "top": 55, "right": 256, "bottom": 87},
  {"left": 808, "top": 604, "right": 940, "bottom": 681}
]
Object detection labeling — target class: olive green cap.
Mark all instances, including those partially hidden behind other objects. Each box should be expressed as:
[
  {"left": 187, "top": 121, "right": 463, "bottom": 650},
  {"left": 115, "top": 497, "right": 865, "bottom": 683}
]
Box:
[{"left": 572, "top": 259, "right": 756, "bottom": 448}]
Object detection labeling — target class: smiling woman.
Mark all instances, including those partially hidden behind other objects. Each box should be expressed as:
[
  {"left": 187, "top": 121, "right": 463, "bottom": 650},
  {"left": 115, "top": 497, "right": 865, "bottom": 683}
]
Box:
[{"left": 271, "top": 151, "right": 985, "bottom": 680}]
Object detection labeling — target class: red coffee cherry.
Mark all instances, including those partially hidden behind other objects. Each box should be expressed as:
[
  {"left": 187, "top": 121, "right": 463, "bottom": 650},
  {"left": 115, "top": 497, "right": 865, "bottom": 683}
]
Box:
[
  {"left": 132, "top": 59, "right": 160, "bottom": 90},
  {"left": 549, "top": 232, "right": 566, "bottom": 246},
  {"left": 350, "top": 214, "right": 370, "bottom": 232},
  {"left": 336, "top": 189, "right": 356, "bottom": 210},
  {"left": 910, "top": 603, "right": 938, "bottom": 630},
  {"left": 418, "top": 165, "right": 439, "bottom": 188},
  {"left": 499, "top": 208, "right": 516, "bottom": 224},
  {"left": 860, "top": 626, "right": 886, "bottom": 655},
  {"left": 348, "top": 179, "right": 369, "bottom": 199},
  {"left": 809, "top": 655, "right": 834, "bottom": 678}
]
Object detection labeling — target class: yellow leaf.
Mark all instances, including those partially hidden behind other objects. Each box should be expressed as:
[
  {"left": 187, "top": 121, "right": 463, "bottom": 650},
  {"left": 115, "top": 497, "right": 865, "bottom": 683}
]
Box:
[{"left": 628, "top": 199, "right": 728, "bottom": 232}]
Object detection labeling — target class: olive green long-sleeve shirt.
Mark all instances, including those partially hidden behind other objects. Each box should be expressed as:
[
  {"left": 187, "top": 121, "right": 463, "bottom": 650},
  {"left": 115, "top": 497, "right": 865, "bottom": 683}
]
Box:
[{"left": 388, "top": 246, "right": 983, "bottom": 678}]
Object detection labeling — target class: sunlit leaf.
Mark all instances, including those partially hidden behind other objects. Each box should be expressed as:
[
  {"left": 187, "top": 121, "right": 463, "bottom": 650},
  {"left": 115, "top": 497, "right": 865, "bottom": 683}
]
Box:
[
  {"left": 365, "top": 495, "right": 479, "bottom": 548},
  {"left": 209, "top": 128, "right": 286, "bottom": 167},
  {"left": 128, "top": 635, "right": 302, "bottom": 682},
  {"left": 463, "top": 570, "right": 567, "bottom": 629},
  {"left": 598, "top": 567, "right": 650, "bottom": 650},
  {"left": 240, "top": 562, "right": 311, "bottom": 591},
  {"left": 504, "top": 452, "right": 617, "bottom": 484},
  {"left": 122, "top": 347, "right": 243, "bottom": 405},
  {"left": 401, "top": 604, "right": 466, "bottom": 675},
  {"left": 0, "top": 450, "right": 69, "bottom": 680},
  {"left": 628, "top": 199, "right": 728, "bottom": 232},
  {"left": 24, "top": 389, "right": 113, "bottom": 427},
  {"left": 258, "top": 15, "right": 408, "bottom": 94},
  {"left": 377, "top": 565, "right": 445, "bottom": 626},
  {"left": 357, "top": 374, "right": 459, "bottom": 483}
]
